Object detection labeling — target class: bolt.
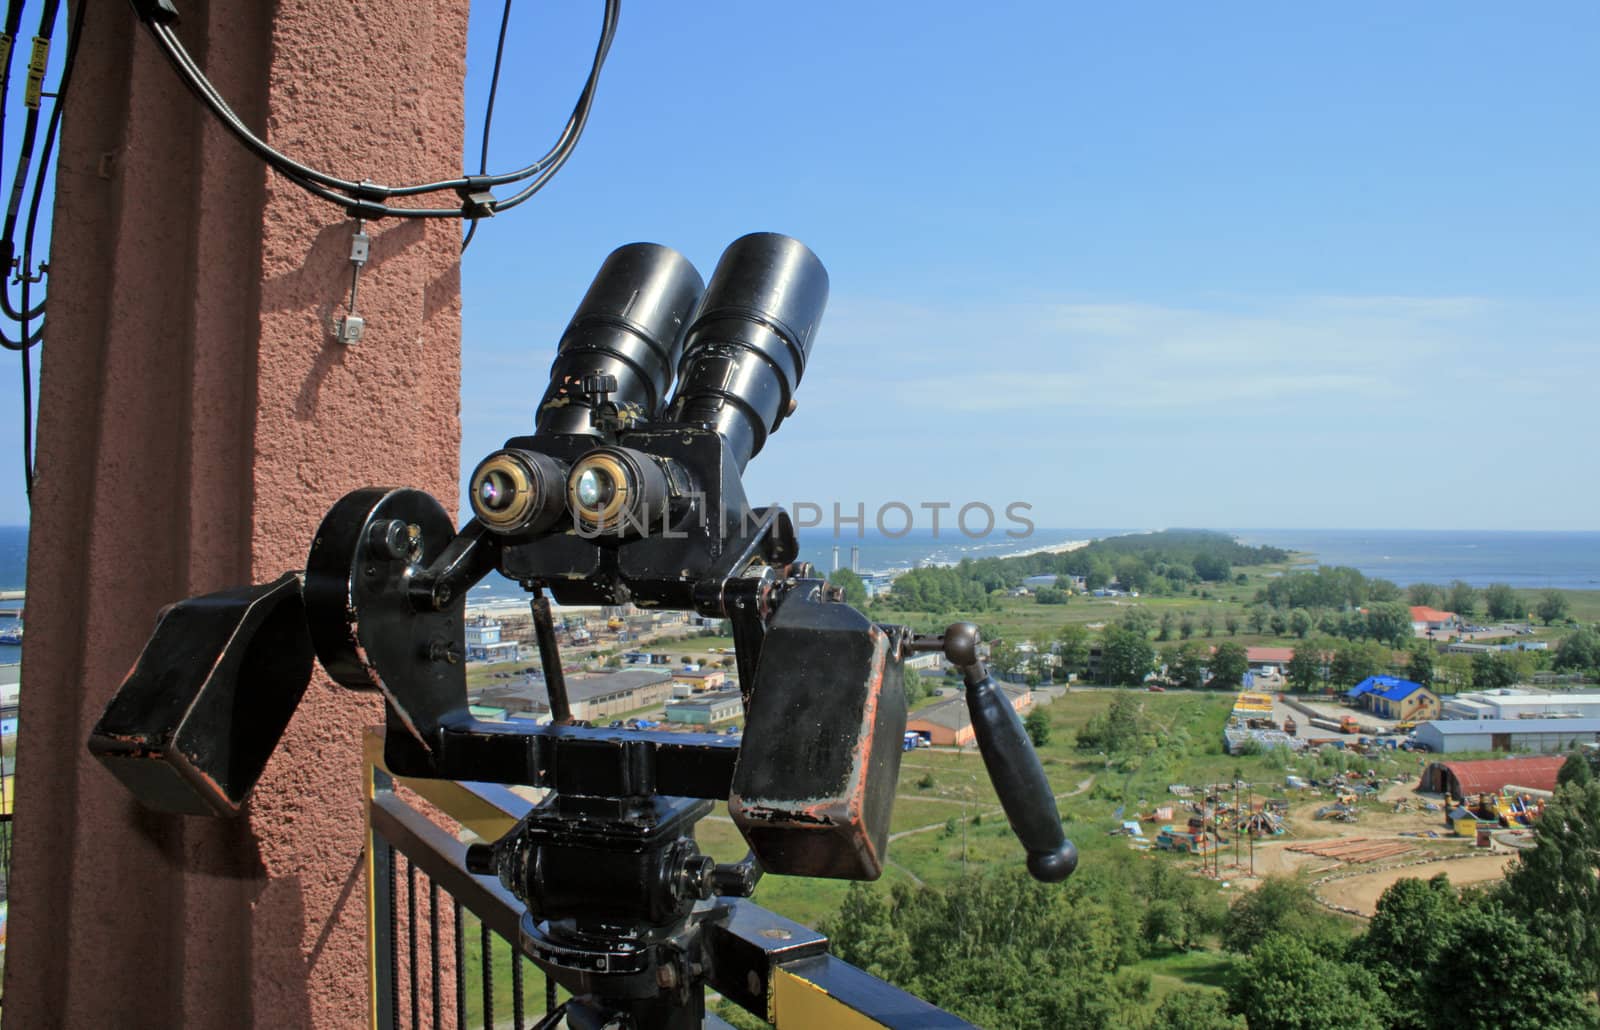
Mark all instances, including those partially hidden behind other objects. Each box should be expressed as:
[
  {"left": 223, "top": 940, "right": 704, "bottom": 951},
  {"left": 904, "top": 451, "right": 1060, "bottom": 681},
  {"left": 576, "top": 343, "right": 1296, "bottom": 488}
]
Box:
[
  {"left": 427, "top": 639, "right": 462, "bottom": 664},
  {"left": 367, "top": 519, "right": 410, "bottom": 560},
  {"left": 656, "top": 964, "right": 678, "bottom": 990}
]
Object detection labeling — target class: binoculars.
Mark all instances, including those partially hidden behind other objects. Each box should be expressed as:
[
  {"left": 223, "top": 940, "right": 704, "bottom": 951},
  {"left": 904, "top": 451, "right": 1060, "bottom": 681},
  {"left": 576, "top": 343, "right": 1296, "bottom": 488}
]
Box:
[{"left": 88, "top": 232, "right": 1075, "bottom": 1018}]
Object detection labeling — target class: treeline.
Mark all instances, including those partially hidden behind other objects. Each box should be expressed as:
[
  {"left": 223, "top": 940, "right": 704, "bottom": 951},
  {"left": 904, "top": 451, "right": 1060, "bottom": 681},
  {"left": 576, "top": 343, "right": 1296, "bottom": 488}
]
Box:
[
  {"left": 1257, "top": 567, "right": 1573, "bottom": 627},
  {"left": 1407, "top": 579, "right": 1571, "bottom": 625},
  {"left": 886, "top": 530, "right": 1287, "bottom": 614},
  {"left": 824, "top": 753, "right": 1600, "bottom": 1029}
]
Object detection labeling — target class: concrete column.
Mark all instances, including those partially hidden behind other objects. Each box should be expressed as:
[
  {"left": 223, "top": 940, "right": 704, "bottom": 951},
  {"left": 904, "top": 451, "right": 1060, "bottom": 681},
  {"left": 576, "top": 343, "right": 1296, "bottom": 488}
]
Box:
[{"left": 5, "top": 2, "right": 467, "bottom": 1025}]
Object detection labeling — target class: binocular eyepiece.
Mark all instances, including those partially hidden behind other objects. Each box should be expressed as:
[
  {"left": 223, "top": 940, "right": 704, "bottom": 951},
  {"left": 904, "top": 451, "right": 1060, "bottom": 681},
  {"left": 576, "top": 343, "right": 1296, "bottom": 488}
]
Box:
[{"left": 469, "top": 232, "right": 829, "bottom": 536}]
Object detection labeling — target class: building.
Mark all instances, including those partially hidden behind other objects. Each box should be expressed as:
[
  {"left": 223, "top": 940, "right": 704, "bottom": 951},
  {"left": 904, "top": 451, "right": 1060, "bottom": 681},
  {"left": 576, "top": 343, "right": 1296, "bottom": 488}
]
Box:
[
  {"left": 1346, "top": 676, "right": 1439, "bottom": 722},
  {"left": 664, "top": 689, "right": 744, "bottom": 726},
  {"left": 1245, "top": 646, "right": 1295, "bottom": 676},
  {"left": 1410, "top": 606, "right": 1459, "bottom": 637},
  {"left": 472, "top": 668, "right": 676, "bottom": 723},
  {"left": 1417, "top": 755, "right": 1567, "bottom": 797},
  {"left": 1441, "top": 690, "right": 1600, "bottom": 721},
  {"left": 671, "top": 667, "right": 726, "bottom": 696},
  {"left": 465, "top": 615, "right": 521, "bottom": 664},
  {"left": 906, "top": 686, "right": 1032, "bottom": 747},
  {"left": 1412, "top": 718, "right": 1600, "bottom": 755}
]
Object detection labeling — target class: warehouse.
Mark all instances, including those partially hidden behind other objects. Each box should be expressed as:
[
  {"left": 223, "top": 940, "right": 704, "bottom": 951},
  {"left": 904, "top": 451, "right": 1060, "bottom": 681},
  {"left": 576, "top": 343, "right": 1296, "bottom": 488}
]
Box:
[
  {"left": 1417, "top": 755, "right": 1566, "bottom": 798},
  {"left": 664, "top": 689, "right": 743, "bottom": 726},
  {"left": 1441, "top": 689, "right": 1600, "bottom": 721},
  {"left": 1413, "top": 718, "right": 1600, "bottom": 755},
  {"left": 907, "top": 686, "right": 1032, "bottom": 747}
]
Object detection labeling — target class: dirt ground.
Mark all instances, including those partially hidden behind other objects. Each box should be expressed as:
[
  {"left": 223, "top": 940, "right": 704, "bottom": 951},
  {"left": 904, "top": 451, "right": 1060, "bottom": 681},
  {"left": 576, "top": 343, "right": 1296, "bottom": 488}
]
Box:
[
  {"left": 1215, "top": 782, "right": 1484, "bottom": 886},
  {"left": 1317, "top": 854, "right": 1517, "bottom": 916}
]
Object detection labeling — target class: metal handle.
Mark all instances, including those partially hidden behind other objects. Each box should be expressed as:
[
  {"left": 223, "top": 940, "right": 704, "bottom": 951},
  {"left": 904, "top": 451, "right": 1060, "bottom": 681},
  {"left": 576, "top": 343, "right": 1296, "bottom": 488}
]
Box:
[{"left": 915, "top": 623, "right": 1077, "bottom": 882}]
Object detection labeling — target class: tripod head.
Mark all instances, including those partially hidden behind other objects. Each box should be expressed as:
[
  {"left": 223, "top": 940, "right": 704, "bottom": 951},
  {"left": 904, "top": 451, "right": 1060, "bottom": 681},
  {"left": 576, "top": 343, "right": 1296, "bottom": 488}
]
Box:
[{"left": 88, "top": 232, "right": 1076, "bottom": 1025}]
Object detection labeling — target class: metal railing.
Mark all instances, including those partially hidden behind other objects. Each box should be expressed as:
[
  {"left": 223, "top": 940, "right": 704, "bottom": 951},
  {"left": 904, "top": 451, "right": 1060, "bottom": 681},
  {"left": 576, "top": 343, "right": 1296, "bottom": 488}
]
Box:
[
  {"left": 365, "top": 729, "right": 555, "bottom": 1029},
  {"left": 362, "top": 728, "right": 971, "bottom": 1029}
]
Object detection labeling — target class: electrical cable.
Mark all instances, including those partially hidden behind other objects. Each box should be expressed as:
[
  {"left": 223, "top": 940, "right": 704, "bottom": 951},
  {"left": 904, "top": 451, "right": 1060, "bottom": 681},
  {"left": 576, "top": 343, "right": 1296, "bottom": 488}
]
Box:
[
  {"left": 6, "top": 0, "right": 81, "bottom": 500},
  {"left": 461, "top": 0, "right": 515, "bottom": 254},
  {"left": 131, "top": 0, "right": 619, "bottom": 221},
  {"left": 1, "top": 0, "right": 56, "bottom": 322}
]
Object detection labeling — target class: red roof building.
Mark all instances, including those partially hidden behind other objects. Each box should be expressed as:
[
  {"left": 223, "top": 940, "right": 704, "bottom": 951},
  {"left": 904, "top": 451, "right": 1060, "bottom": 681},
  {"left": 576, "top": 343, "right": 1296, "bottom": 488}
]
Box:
[
  {"left": 1246, "top": 646, "right": 1296, "bottom": 665},
  {"left": 1418, "top": 756, "right": 1566, "bottom": 798},
  {"left": 1410, "top": 606, "right": 1458, "bottom": 626}
]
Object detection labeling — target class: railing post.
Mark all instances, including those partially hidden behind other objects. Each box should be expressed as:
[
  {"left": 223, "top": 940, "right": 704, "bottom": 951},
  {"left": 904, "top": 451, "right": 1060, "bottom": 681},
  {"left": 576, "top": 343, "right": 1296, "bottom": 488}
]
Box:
[{"left": 366, "top": 730, "right": 398, "bottom": 1030}]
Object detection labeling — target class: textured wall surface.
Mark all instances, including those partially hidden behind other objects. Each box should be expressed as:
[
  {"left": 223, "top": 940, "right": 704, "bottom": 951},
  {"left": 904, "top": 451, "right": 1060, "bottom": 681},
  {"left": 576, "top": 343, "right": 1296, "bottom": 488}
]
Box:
[{"left": 5, "top": 2, "right": 467, "bottom": 1025}]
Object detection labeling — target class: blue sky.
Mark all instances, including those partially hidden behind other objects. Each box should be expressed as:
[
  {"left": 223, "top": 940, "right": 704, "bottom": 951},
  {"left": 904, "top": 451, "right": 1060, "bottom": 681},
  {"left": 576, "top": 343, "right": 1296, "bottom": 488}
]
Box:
[{"left": 4, "top": 2, "right": 1598, "bottom": 529}]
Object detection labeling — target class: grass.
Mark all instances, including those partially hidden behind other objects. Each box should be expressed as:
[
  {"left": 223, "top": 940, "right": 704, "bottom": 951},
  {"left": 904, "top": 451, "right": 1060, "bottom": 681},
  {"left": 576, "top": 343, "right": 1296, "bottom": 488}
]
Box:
[{"left": 1131, "top": 946, "right": 1238, "bottom": 998}]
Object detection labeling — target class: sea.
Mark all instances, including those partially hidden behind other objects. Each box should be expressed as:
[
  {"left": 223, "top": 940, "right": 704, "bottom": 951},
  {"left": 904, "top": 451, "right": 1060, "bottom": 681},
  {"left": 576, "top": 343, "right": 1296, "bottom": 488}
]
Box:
[{"left": 2, "top": 525, "right": 1598, "bottom": 664}]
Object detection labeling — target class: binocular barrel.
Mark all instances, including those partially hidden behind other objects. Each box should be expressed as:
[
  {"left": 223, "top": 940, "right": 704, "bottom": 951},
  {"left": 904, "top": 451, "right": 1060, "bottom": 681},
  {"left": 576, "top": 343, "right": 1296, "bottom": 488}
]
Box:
[
  {"left": 534, "top": 243, "right": 705, "bottom": 436},
  {"left": 666, "top": 233, "right": 829, "bottom": 471}
]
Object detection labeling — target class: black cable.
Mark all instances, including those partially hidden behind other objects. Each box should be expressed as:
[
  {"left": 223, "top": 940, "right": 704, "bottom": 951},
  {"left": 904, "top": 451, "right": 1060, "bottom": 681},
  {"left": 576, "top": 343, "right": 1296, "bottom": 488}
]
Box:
[
  {"left": 1, "top": 0, "right": 59, "bottom": 321},
  {"left": 132, "top": 0, "right": 619, "bottom": 221},
  {"left": 461, "top": 0, "right": 514, "bottom": 254},
  {"left": 9, "top": 0, "right": 82, "bottom": 500}
]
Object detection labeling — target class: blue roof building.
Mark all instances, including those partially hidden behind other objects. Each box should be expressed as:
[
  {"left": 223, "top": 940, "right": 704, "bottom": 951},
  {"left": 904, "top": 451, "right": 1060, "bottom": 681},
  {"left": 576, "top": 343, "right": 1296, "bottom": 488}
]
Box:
[{"left": 1347, "top": 675, "right": 1438, "bottom": 722}]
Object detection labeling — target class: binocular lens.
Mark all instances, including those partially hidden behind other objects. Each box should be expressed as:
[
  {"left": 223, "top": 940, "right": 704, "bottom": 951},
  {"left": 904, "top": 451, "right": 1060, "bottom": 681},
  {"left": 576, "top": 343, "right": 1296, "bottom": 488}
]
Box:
[
  {"left": 535, "top": 243, "right": 705, "bottom": 436},
  {"left": 666, "top": 233, "right": 829, "bottom": 471},
  {"left": 469, "top": 449, "right": 568, "bottom": 535},
  {"left": 574, "top": 467, "right": 615, "bottom": 510}
]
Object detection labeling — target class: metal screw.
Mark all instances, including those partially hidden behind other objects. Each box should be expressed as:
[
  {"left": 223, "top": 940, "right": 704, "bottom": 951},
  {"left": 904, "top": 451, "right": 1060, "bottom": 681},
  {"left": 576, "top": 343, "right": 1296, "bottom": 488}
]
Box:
[
  {"left": 426, "top": 640, "right": 462, "bottom": 664},
  {"left": 367, "top": 519, "right": 409, "bottom": 560}
]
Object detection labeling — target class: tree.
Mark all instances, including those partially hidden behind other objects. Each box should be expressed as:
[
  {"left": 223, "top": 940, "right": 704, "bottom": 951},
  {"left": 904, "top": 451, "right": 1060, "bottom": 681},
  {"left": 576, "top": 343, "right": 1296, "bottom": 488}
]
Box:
[
  {"left": 1119, "top": 607, "right": 1157, "bottom": 638},
  {"left": 1222, "top": 877, "right": 1333, "bottom": 954},
  {"left": 1192, "top": 553, "right": 1231, "bottom": 583},
  {"left": 827, "top": 566, "right": 869, "bottom": 607},
  {"left": 1229, "top": 934, "right": 1389, "bottom": 1030},
  {"left": 1268, "top": 611, "right": 1288, "bottom": 636},
  {"left": 1405, "top": 645, "right": 1435, "bottom": 690},
  {"left": 1538, "top": 590, "right": 1571, "bottom": 626},
  {"left": 1471, "top": 651, "right": 1518, "bottom": 690},
  {"left": 1023, "top": 709, "right": 1051, "bottom": 748},
  {"left": 1201, "top": 610, "right": 1216, "bottom": 638},
  {"left": 1055, "top": 624, "right": 1091, "bottom": 675},
  {"left": 1484, "top": 582, "right": 1520, "bottom": 620},
  {"left": 1560, "top": 751, "right": 1593, "bottom": 789},
  {"left": 1149, "top": 989, "right": 1243, "bottom": 1030},
  {"left": 1446, "top": 580, "right": 1478, "bottom": 617},
  {"left": 1224, "top": 613, "right": 1240, "bottom": 637},
  {"left": 1158, "top": 611, "right": 1174, "bottom": 642},
  {"left": 1367, "top": 578, "right": 1401, "bottom": 602},
  {"left": 1554, "top": 627, "right": 1600, "bottom": 677},
  {"left": 1364, "top": 602, "right": 1412, "bottom": 647},
  {"left": 1166, "top": 642, "right": 1208, "bottom": 691},
  {"left": 1328, "top": 640, "right": 1384, "bottom": 689},
  {"left": 1078, "top": 690, "right": 1143, "bottom": 753},
  {"left": 1248, "top": 608, "right": 1267, "bottom": 634},
  {"left": 1101, "top": 626, "right": 1157, "bottom": 686},
  {"left": 1407, "top": 582, "right": 1441, "bottom": 607},
  {"left": 1208, "top": 642, "right": 1248, "bottom": 690},
  {"left": 1421, "top": 902, "right": 1596, "bottom": 1029},
  {"left": 1287, "top": 643, "right": 1326, "bottom": 692},
  {"left": 1352, "top": 875, "right": 1457, "bottom": 1030},
  {"left": 1288, "top": 608, "right": 1312, "bottom": 639},
  {"left": 1499, "top": 774, "right": 1600, "bottom": 991},
  {"left": 989, "top": 640, "right": 1025, "bottom": 680}
]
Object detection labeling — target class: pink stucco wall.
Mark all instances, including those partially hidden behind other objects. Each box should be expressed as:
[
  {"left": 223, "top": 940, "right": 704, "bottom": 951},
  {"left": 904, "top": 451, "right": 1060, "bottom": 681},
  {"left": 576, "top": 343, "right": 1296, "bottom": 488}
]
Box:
[{"left": 5, "top": 2, "right": 467, "bottom": 1025}]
